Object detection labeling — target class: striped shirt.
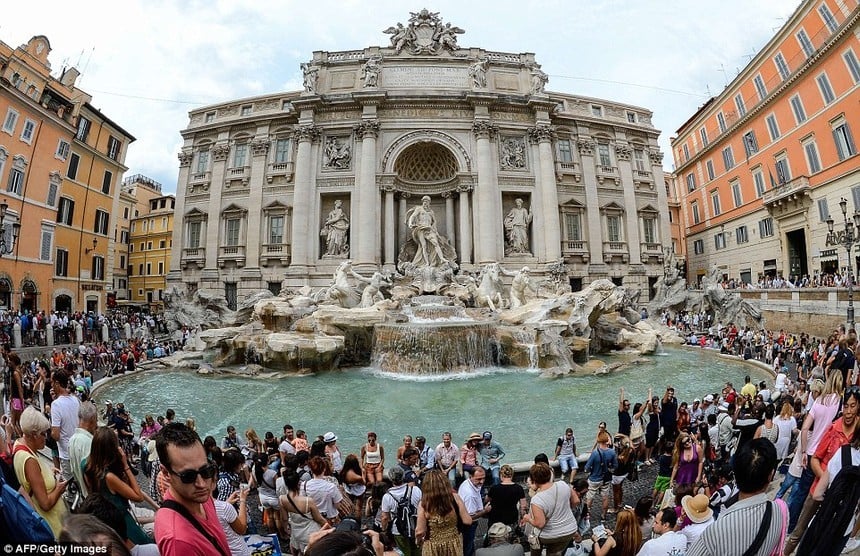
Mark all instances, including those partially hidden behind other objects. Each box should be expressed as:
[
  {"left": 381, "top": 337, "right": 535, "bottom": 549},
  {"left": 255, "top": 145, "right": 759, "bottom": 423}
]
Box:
[{"left": 687, "top": 493, "right": 786, "bottom": 556}]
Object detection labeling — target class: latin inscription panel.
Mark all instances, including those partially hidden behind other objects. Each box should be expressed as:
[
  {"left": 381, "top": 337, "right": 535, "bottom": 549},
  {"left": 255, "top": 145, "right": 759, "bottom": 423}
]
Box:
[{"left": 383, "top": 66, "right": 468, "bottom": 88}]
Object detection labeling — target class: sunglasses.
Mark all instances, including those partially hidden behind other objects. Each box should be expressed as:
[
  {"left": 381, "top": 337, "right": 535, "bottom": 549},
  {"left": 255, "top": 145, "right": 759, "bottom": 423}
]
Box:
[{"left": 169, "top": 462, "right": 218, "bottom": 484}]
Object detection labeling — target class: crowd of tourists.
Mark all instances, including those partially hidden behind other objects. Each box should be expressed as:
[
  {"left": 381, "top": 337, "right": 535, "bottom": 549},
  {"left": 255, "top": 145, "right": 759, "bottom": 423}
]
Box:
[
  {"left": 1, "top": 320, "right": 859, "bottom": 556},
  {"left": 0, "top": 307, "right": 172, "bottom": 347},
  {"left": 707, "top": 272, "right": 852, "bottom": 290}
]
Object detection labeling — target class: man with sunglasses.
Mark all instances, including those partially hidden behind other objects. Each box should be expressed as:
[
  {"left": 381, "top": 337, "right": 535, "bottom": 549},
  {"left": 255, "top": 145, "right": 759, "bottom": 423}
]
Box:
[{"left": 154, "top": 423, "right": 231, "bottom": 556}]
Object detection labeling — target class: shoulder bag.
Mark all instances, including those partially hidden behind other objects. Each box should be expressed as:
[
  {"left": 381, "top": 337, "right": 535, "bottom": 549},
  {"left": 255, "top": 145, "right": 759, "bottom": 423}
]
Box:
[{"left": 160, "top": 499, "right": 229, "bottom": 556}]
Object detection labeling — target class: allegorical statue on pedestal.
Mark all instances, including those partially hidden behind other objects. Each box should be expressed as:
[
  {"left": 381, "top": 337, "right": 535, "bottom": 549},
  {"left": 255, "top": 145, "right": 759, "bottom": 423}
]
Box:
[
  {"left": 404, "top": 196, "right": 456, "bottom": 269},
  {"left": 321, "top": 199, "right": 350, "bottom": 257},
  {"left": 504, "top": 198, "right": 533, "bottom": 255}
]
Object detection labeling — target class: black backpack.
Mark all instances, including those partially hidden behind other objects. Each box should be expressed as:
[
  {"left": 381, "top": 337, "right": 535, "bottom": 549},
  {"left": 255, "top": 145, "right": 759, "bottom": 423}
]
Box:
[
  {"left": 392, "top": 485, "right": 417, "bottom": 539},
  {"left": 797, "top": 445, "right": 860, "bottom": 556}
]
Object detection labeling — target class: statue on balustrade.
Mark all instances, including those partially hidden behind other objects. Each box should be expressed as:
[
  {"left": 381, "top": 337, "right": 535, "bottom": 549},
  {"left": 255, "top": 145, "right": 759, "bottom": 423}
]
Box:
[
  {"left": 504, "top": 198, "right": 532, "bottom": 255},
  {"left": 321, "top": 199, "right": 350, "bottom": 257}
]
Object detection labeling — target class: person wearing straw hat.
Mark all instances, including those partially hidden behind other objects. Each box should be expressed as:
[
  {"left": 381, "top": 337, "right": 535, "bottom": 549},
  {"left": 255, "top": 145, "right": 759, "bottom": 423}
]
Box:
[{"left": 680, "top": 493, "right": 714, "bottom": 549}]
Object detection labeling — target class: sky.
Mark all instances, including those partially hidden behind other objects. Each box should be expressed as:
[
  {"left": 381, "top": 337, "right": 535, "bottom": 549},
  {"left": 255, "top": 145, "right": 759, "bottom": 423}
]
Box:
[{"left": 4, "top": 0, "right": 799, "bottom": 194}]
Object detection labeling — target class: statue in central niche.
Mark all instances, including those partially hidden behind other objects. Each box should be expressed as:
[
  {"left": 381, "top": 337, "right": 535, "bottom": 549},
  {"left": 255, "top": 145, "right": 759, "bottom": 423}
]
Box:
[{"left": 405, "top": 196, "right": 455, "bottom": 269}]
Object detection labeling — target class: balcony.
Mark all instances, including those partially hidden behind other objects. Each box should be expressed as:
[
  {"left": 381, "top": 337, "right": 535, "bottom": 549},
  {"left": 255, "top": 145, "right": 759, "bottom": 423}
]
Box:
[
  {"left": 602, "top": 240, "right": 629, "bottom": 263},
  {"left": 633, "top": 169, "right": 654, "bottom": 189},
  {"left": 640, "top": 242, "right": 664, "bottom": 263},
  {"left": 267, "top": 161, "right": 294, "bottom": 183},
  {"left": 554, "top": 160, "right": 582, "bottom": 183},
  {"left": 225, "top": 166, "right": 249, "bottom": 187},
  {"left": 561, "top": 240, "right": 589, "bottom": 263},
  {"left": 188, "top": 171, "right": 210, "bottom": 193},
  {"left": 596, "top": 165, "right": 618, "bottom": 185},
  {"left": 260, "top": 243, "right": 291, "bottom": 266},
  {"left": 762, "top": 176, "right": 812, "bottom": 219},
  {"left": 181, "top": 247, "right": 205, "bottom": 269},
  {"left": 218, "top": 245, "right": 246, "bottom": 268}
]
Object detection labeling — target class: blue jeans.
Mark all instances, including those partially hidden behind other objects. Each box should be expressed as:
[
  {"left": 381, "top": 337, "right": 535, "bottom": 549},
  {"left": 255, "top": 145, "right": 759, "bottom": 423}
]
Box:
[
  {"left": 787, "top": 456, "right": 814, "bottom": 533},
  {"left": 463, "top": 522, "right": 478, "bottom": 556},
  {"left": 484, "top": 466, "right": 500, "bottom": 486},
  {"left": 776, "top": 472, "right": 799, "bottom": 500}
]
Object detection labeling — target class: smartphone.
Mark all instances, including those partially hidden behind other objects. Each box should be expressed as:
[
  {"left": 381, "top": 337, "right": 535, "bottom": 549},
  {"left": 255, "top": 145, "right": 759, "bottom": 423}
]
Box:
[{"left": 239, "top": 482, "right": 249, "bottom": 491}]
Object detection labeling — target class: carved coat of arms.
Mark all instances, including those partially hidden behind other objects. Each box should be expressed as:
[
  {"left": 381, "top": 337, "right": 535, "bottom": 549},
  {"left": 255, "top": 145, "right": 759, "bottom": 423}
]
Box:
[{"left": 383, "top": 9, "right": 464, "bottom": 55}]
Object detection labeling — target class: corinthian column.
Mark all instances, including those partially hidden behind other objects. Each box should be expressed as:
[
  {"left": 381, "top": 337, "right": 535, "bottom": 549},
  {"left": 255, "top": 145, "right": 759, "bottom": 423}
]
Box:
[
  {"left": 245, "top": 138, "right": 270, "bottom": 269},
  {"left": 383, "top": 185, "right": 396, "bottom": 268},
  {"left": 530, "top": 124, "right": 561, "bottom": 262},
  {"left": 288, "top": 125, "right": 320, "bottom": 272},
  {"left": 473, "top": 120, "right": 499, "bottom": 264},
  {"left": 354, "top": 120, "right": 380, "bottom": 270},
  {"left": 168, "top": 150, "right": 193, "bottom": 285},
  {"left": 458, "top": 185, "right": 472, "bottom": 265},
  {"left": 578, "top": 138, "right": 604, "bottom": 267},
  {"left": 204, "top": 142, "right": 230, "bottom": 275}
]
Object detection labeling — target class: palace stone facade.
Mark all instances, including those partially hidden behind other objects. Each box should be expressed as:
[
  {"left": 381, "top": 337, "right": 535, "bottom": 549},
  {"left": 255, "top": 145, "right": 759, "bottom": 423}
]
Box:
[{"left": 167, "top": 10, "right": 670, "bottom": 307}]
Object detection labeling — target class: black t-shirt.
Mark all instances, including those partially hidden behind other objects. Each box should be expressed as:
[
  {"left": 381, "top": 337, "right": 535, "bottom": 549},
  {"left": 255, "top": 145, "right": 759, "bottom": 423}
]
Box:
[
  {"left": 487, "top": 482, "right": 525, "bottom": 526},
  {"left": 618, "top": 411, "right": 632, "bottom": 437},
  {"left": 661, "top": 397, "right": 678, "bottom": 426}
]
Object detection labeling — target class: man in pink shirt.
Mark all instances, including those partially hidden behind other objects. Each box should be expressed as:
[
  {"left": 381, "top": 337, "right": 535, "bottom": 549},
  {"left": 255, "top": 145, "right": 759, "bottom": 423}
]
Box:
[{"left": 154, "top": 423, "right": 231, "bottom": 556}]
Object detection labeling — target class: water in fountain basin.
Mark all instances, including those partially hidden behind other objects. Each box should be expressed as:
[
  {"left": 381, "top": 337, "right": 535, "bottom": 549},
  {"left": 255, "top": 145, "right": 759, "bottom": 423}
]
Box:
[{"left": 96, "top": 347, "right": 772, "bottom": 464}]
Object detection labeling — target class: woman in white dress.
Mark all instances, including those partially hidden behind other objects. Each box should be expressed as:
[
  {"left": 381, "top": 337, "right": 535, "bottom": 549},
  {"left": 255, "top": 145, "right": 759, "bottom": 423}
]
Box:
[
  {"left": 279, "top": 470, "right": 327, "bottom": 555},
  {"left": 773, "top": 399, "right": 798, "bottom": 460}
]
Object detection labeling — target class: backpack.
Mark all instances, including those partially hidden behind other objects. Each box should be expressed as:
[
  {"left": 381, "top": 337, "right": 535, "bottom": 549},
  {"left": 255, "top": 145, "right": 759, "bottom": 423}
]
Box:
[
  {"left": 391, "top": 485, "right": 417, "bottom": 539},
  {"left": 796, "top": 445, "right": 860, "bottom": 556},
  {"left": 0, "top": 463, "right": 55, "bottom": 542}
]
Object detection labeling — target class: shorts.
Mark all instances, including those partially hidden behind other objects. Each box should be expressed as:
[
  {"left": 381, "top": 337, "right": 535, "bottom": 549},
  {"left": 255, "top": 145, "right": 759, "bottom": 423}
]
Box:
[
  {"left": 587, "top": 479, "right": 611, "bottom": 500},
  {"left": 653, "top": 475, "right": 670, "bottom": 493},
  {"left": 259, "top": 492, "right": 280, "bottom": 509},
  {"left": 611, "top": 474, "right": 627, "bottom": 485}
]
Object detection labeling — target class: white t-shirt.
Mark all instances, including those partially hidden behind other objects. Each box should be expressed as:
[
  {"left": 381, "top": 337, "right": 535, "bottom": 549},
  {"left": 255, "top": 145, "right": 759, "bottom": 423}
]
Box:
[
  {"left": 380, "top": 484, "right": 423, "bottom": 536},
  {"left": 214, "top": 499, "right": 252, "bottom": 556},
  {"left": 681, "top": 519, "right": 713, "bottom": 550},
  {"left": 51, "top": 394, "right": 80, "bottom": 460},
  {"left": 636, "top": 530, "right": 688, "bottom": 556},
  {"left": 279, "top": 439, "right": 295, "bottom": 455},
  {"left": 303, "top": 478, "right": 343, "bottom": 518}
]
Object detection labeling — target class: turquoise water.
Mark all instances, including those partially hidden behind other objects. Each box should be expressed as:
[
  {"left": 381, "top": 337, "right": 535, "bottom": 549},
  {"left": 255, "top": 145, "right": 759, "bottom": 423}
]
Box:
[{"left": 96, "top": 348, "right": 769, "bottom": 463}]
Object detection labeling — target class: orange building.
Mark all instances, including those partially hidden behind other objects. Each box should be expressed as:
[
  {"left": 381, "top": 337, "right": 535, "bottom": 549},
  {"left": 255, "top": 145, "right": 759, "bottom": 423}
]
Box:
[
  {"left": 0, "top": 35, "right": 134, "bottom": 315},
  {"left": 0, "top": 36, "right": 77, "bottom": 312},
  {"left": 672, "top": 0, "right": 859, "bottom": 286}
]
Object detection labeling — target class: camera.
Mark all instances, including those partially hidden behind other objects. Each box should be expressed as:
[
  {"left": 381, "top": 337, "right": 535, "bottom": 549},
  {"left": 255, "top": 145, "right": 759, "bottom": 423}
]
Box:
[{"left": 336, "top": 518, "right": 374, "bottom": 549}]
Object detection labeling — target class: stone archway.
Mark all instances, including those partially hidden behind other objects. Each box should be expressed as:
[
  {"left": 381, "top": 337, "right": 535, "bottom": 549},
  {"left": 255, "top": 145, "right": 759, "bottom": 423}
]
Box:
[
  {"left": 20, "top": 279, "right": 37, "bottom": 313},
  {"left": 0, "top": 276, "right": 11, "bottom": 309},
  {"left": 391, "top": 141, "right": 465, "bottom": 267}
]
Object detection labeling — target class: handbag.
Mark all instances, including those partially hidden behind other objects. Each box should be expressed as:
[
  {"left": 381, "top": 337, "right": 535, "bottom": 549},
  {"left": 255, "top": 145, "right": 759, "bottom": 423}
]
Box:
[
  {"left": 527, "top": 525, "right": 542, "bottom": 551},
  {"left": 598, "top": 450, "right": 612, "bottom": 484}
]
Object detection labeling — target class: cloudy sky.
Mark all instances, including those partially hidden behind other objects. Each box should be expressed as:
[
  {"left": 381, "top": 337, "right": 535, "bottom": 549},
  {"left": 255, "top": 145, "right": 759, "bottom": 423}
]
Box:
[{"left": 5, "top": 0, "right": 797, "bottom": 193}]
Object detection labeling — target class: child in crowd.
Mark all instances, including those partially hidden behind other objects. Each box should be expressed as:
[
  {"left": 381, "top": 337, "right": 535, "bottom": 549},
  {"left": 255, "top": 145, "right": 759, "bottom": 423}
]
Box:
[{"left": 652, "top": 441, "right": 674, "bottom": 509}]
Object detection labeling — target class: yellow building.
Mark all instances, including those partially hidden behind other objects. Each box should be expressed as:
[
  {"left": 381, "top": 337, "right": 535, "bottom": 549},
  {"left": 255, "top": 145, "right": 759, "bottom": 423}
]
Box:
[
  {"left": 128, "top": 194, "right": 175, "bottom": 309},
  {"left": 111, "top": 174, "right": 163, "bottom": 305}
]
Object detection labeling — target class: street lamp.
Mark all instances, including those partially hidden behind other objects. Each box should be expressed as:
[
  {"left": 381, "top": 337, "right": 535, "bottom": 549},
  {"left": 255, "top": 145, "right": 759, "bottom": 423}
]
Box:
[
  {"left": 0, "top": 200, "right": 21, "bottom": 256},
  {"left": 825, "top": 197, "right": 860, "bottom": 330}
]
